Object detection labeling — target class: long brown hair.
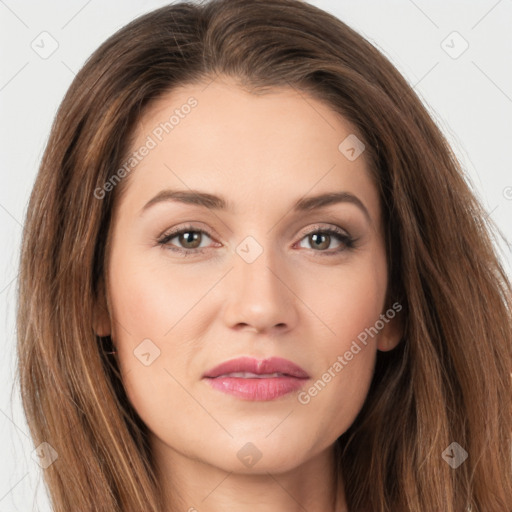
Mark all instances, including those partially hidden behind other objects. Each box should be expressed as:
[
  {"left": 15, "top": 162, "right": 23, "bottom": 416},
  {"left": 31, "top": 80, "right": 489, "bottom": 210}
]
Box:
[{"left": 16, "top": 0, "right": 512, "bottom": 510}]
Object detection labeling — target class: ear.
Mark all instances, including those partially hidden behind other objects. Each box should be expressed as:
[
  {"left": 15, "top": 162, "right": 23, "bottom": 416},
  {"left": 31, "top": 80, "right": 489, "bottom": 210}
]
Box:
[
  {"left": 376, "top": 303, "right": 404, "bottom": 352},
  {"left": 93, "top": 277, "right": 111, "bottom": 337}
]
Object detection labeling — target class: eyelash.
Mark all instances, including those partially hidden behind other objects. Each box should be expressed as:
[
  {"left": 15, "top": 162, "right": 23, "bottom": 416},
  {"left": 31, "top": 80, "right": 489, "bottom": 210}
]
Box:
[{"left": 156, "top": 224, "right": 357, "bottom": 257}]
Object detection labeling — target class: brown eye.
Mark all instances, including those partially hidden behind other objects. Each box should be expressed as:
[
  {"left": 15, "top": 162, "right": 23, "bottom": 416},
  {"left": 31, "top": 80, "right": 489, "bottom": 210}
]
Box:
[
  {"left": 297, "top": 227, "right": 355, "bottom": 255},
  {"left": 308, "top": 232, "right": 331, "bottom": 251},
  {"left": 158, "top": 227, "right": 214, "bottom": 253},
  {"left": 177, "top": 231, "right": 202, "bottom": 249}
]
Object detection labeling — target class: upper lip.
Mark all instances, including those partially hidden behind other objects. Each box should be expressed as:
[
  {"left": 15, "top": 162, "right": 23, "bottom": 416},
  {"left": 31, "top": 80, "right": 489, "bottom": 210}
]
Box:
[{"left": 202, "top": 356, "right": 310, "bottom": 379}]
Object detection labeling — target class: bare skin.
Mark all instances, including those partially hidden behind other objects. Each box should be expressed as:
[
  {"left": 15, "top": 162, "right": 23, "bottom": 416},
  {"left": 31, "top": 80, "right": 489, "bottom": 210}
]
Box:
[{"left": 94, "top": 76, "right": 402, "bottom": 512}]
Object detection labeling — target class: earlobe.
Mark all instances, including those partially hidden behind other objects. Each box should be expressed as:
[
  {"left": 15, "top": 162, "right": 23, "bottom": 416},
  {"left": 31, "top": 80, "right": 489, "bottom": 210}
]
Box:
[{"left": 376, "top": 309, "right": 404, "bottom": 352}]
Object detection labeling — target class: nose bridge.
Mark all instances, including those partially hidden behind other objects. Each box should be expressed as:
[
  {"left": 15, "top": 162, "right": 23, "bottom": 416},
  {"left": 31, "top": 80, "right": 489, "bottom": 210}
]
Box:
[{"left": 223, "top": 234, "right": 297, "bottom": 333}]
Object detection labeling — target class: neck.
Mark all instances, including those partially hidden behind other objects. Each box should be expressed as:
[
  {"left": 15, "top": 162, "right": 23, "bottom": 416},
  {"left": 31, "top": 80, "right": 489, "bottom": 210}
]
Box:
[{"left": 151, "top": 436, "right": 347, "bottom": 512}]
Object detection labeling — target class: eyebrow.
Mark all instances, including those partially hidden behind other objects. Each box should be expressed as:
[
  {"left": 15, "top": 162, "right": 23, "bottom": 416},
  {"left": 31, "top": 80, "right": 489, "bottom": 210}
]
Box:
[{"left": 140, "top": 189, "right": 371, "bottom": 222}]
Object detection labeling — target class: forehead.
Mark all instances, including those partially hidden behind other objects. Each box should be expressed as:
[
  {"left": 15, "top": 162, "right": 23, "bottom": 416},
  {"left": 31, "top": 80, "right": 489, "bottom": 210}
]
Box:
[{"left": 118, "top": 77, "right": 380, "bottom": 223}]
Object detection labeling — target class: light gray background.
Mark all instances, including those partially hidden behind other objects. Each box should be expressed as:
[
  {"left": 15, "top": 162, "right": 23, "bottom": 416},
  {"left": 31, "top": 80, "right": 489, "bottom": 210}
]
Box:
[{"left": 1, "top": 1, "right": 511, "bottom": 510}]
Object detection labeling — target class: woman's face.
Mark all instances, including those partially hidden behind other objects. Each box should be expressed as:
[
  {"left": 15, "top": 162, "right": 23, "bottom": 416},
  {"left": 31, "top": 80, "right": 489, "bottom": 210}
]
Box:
[{"left": 96, "top": 77, "right": 401, "bottom": 474}]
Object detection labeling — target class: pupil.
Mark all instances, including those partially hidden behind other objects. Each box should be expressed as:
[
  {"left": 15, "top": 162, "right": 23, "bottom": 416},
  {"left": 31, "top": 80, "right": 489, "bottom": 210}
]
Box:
[
  {"left": 311, "top": 233, "right": 329, "bottom": 250},
  {"left": 181, "top": 231, "right": 200, "bottom": 248}
]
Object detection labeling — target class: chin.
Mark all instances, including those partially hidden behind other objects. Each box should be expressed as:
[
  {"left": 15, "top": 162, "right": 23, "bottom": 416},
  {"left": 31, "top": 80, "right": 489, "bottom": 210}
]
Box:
[{"left": 204, "top": 440, "right": 311, "bottom": 475}]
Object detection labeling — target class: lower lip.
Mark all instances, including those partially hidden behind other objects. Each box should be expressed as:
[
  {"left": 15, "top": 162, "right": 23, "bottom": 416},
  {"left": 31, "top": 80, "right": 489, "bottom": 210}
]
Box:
[{"left": 204, "top": 376, "right": 308, "bottom": 401}]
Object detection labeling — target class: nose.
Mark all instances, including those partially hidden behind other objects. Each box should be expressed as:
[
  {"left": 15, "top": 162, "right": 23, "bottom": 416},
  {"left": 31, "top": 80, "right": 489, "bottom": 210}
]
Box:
[{"left": 221, "top": 244, "right": 299, "bottom": 335}]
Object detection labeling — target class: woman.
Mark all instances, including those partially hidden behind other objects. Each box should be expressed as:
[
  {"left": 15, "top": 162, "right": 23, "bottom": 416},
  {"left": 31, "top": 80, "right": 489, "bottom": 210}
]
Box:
[{"left": 16, "top": 0, "right": 512, "bottom": 510}]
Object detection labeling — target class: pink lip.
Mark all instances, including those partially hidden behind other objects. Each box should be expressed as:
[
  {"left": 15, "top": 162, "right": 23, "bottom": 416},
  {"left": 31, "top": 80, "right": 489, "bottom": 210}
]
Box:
[{"left": 202, "top": 356, "right": 310, "bottom": 401}]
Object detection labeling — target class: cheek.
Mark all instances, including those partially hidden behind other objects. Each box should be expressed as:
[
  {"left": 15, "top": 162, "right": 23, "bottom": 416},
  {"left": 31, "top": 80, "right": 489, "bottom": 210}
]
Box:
[
  {"left": 106, "top": 248, "right": 216, "bottom": 424},
  {"left": 306, "top": 252, "right": 387, "bottom": 348},
  {"left": 298, "top": 250, "right": 387, "bottom": 437},
  {"left": 298, "top": 300, "right": 381, "bottom": 444},
  {"left": 107, "top": 248, "right": 208, "bottom": 342}
]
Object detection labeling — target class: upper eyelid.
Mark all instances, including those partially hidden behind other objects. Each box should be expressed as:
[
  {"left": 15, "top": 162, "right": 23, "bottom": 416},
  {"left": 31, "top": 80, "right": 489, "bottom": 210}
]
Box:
[
  {"left": 159, "top": 225, "right": 214, "bottom": 241},
  {"left": 160, "top": 222, "right": 348, "bottom": 236},
  {"left": 159, "top": 223, "right": 351, "bottom": 246}
]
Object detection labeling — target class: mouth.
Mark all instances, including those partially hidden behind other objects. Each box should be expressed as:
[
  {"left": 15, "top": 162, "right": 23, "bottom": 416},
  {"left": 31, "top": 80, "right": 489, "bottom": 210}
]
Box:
[
  {"left": 202, "top": 356, "right": 310, "bottom": 401},
  {"left": 214, "top": 372, "right": 289, "bottom": 378}
]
